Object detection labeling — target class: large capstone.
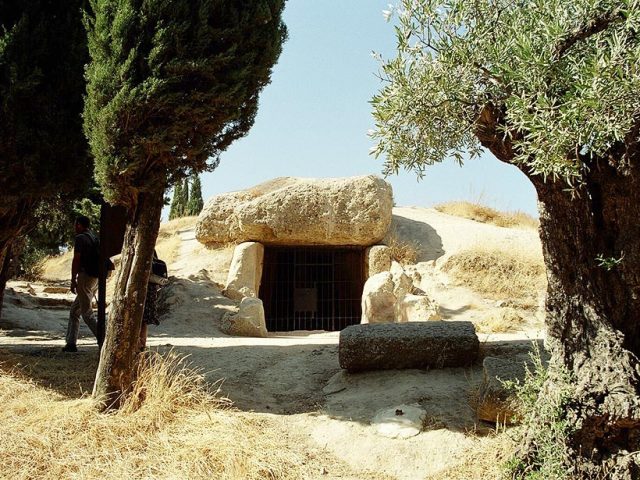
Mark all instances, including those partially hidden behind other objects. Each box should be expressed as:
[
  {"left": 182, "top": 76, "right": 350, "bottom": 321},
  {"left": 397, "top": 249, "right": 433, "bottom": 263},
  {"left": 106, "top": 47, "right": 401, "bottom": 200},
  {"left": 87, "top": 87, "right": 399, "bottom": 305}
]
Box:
[
  {"left": 195, "top": 175, "right": 393, "bottom": 246},
  {"left": 338, "top": 321, "right": 479, "bottom": 372}
]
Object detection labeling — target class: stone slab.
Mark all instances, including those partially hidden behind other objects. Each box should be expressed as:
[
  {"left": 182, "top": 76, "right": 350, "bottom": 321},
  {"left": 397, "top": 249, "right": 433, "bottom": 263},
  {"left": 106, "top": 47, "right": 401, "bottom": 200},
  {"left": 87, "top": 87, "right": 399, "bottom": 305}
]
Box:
[{"left": 339, "top": 321, "right": 479, "bottom": 372}]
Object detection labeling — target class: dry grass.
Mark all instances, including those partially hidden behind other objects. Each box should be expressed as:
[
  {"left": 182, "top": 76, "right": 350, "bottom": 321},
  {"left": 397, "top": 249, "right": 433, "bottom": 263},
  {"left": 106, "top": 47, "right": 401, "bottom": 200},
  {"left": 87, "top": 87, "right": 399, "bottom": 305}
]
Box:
[
  {"left": 427, "top": 433, "right": 516, "bottom": 479},
  {"left": 0, "top": 350, "right": 307, "bottom": 480},
  {"left": 442, "top": 245, "right": 546, "bottom": 305},
  {"left": 435, "top": 201, "right": 539, "bottom": 229},
  {"left": 476, "top": 308, "right": 526, "bottom": 333},
  {"left": 40, "top": 250, "right": 73, "bottom": 281},
  {"left": 158, "top": 215, "right": 198, "bottom": 238},
  {"left": 385, "top": 233, "right": 419, "bottom": 266},
  {"left": 156, "top": 216, "right": 197, "bottom": 265}
]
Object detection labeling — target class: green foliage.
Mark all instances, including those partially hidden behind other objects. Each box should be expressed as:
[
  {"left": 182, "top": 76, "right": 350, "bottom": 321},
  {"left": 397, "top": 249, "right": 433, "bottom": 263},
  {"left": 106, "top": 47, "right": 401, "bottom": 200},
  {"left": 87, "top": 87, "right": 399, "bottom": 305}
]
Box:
[
  {"left": 0, "top": 0, "right": 91, "bottom": 211},
  {"left": 15, "top": 194, "right": 101, "bottom": 278},
  {"left": 595, "top": 252, "right": 625, "bottom": 270},
  {"left": 504, "top": 345, "right": 575, "bottom": 479},
  {"left": 168, "top": 182, "right": 184, "bottom": 220},
  {"left": 84, "top": 0, "right": 288, "bottom": 205},
  {"left": 371, "top": 1, "right": 640, "bottom": 183},
  {"left": 186, "top": 175, "right": 204, "bottom": 216}
]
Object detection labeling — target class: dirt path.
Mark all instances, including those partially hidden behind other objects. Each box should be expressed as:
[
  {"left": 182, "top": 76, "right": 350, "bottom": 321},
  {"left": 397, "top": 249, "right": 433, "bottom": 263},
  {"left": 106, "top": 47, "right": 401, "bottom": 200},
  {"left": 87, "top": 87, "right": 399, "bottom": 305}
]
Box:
[{"left": 0, "top": 207, "right": 545, "bottom": 479}]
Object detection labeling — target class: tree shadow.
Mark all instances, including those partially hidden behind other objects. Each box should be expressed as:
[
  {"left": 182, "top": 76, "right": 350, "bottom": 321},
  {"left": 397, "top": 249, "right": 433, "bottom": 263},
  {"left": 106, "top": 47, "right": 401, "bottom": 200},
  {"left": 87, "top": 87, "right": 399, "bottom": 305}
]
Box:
[{"left": 0, "top": 345, "right": 99, "bottom": 398}]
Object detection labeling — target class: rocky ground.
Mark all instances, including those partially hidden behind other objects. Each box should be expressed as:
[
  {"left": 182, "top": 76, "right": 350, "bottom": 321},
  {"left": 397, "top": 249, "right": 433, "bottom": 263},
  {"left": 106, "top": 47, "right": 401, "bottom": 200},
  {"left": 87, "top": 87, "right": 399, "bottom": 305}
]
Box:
[{"left": 0, "top": 207, "right": 545, "bottom": 479}]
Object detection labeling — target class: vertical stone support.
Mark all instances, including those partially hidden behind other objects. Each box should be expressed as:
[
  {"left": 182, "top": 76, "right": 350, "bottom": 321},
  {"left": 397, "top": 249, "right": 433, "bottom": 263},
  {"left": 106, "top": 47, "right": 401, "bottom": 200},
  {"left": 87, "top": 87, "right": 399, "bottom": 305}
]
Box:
[
  {"left": 365, "top": 245, "right": 392, "bottom": 278},
  {"left": 224, "top": 241, "right": 264, "bottom": 301}
]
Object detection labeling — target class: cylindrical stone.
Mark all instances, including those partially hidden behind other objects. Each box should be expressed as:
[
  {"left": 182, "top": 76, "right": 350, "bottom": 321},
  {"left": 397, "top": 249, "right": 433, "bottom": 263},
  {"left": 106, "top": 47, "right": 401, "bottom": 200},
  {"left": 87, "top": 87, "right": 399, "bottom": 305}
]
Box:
[{"left": 338, "top": 321, "right": 479, "bottom": 372}]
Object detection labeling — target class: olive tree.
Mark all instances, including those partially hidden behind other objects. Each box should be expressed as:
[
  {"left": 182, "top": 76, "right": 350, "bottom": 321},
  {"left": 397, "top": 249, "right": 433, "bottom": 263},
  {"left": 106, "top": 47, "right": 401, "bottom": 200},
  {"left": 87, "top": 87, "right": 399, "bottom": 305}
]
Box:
[
  {"left": 84, "top": 0, "right": 287, "bottom": 408},
  {"left": 371, "top": 1, "right": 640, "bottom": 477}
]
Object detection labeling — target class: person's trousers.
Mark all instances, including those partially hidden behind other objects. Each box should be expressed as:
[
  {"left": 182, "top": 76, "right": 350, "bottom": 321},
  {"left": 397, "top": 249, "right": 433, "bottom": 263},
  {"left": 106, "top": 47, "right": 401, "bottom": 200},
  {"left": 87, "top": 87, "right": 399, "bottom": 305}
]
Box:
[{"left": 65, "top": 272, "right": 98, "bottom": 346}]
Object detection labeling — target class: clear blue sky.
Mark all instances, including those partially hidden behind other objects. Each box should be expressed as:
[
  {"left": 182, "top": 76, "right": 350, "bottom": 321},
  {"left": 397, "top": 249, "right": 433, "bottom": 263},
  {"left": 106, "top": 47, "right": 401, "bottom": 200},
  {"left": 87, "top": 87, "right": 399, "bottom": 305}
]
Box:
[{"left": 198, "top": 1, "right": 538, "bottom": 216}]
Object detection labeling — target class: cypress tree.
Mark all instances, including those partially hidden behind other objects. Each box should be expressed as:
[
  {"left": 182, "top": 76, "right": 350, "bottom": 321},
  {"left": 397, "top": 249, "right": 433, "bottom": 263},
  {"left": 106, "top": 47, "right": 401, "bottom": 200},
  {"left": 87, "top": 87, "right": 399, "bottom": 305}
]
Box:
[
  {"left": 180, "top": 177, "right": 189, "bottom": 217},
  {"left": 0, "top": 0, "right": 91, "bottom": 317},
  {"left": 85, "top": 0, "right": 287, "bottom": 407},
  {"left": 168, "top": 182, "right": 183, "bottom": 220},
  {"left": 187, "top": 174, "right": 204, "bottom": 216}
]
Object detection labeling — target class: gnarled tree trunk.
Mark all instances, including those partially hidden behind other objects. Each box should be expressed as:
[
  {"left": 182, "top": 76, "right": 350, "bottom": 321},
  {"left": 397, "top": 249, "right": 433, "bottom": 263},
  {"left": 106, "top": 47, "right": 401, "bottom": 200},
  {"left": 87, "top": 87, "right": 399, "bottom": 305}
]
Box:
[
  {"left": 477, "top": 106, "right": 640, "bottom": 477},
  {"left": 92, "top": 184, "right": 165, "bottom": 409},
  {"left": 532, "top": 159, "right": 640, "bottom": 478}
]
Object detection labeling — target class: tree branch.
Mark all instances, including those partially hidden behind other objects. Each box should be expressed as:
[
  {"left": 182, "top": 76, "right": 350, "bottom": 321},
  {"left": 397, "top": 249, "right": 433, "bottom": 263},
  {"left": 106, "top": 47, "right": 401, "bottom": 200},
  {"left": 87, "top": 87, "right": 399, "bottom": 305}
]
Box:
[{"left": 553, "top": 9, "right": 625, "bottom": 61}]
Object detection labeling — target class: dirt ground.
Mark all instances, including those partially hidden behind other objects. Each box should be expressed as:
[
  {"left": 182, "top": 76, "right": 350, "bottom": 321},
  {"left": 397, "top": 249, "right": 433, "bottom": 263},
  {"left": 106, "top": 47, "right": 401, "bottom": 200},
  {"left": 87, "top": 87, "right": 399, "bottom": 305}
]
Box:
[{"left": 0, "top": 207, "right": 545, "bottom": 479}]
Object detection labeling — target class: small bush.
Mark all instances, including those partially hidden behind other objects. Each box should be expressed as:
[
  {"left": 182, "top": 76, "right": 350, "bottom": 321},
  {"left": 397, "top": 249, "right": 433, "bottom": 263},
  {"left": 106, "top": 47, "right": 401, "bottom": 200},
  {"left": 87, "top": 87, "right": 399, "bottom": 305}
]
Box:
[
  {"left": 385, "top": 233, "right": 418, "bottom": 265},
  {"left": 504, "top": 345, "right": 574, "bottom": 480},
  {"left": 435, "top": 201, "right": 539, "bottom": 229}
]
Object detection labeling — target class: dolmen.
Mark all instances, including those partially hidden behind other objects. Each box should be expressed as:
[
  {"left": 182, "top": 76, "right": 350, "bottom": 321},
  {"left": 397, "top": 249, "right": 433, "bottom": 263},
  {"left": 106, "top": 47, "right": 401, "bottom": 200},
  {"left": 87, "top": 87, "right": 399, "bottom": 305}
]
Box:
[{"left": 338, "top": 321, "right": 479, "bottom": 373}]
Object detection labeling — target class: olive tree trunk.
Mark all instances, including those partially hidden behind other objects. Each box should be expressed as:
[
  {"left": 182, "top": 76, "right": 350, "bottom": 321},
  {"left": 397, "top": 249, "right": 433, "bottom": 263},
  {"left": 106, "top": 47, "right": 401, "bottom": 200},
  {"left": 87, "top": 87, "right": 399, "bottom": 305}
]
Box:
[
  {"left": 92, "top": 185, "right": 165, "bottom": 409},
  {"left": 531, "top": 161, "right": 640, "bottom": 478},
  {"left": 476, "top": 107, "right": 640, "bottom": 477}
]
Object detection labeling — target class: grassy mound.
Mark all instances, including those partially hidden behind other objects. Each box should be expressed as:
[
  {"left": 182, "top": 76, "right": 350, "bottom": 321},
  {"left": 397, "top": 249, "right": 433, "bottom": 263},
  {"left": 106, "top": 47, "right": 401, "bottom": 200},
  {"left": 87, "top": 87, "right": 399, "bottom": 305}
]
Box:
[
  {"left": 435, "top": 201, "right": 539, "bottom": 229},
  {"left": 442, "top": 245, "right": 546, "bottom": 307}
]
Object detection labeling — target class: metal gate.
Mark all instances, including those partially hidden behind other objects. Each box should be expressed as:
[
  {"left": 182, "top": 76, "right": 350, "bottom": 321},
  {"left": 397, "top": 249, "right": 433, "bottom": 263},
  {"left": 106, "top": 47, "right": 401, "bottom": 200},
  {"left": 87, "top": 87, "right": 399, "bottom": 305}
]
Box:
[{"left": 259, "top": 247, "right": 365, "bottom": 331}]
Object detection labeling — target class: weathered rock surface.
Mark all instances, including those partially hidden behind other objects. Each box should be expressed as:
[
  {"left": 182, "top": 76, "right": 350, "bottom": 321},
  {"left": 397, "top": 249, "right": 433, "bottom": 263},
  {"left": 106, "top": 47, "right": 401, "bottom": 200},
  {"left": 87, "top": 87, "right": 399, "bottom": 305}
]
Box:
[
  {"left": 477, "top": 356, "right": 532, "bottom": 425},
  {"left": 361, "top": 272, "right": 396, "bottom": 324},
  {"left": 361, "top": 266, "right": 439, "bottom": 324},
  {"left": 339, "top": 321, "right": 479, "bottom": 372},
  {"left": 397, "top": 294, "right": 441, "bottom": 322},
  {"left": 372, "top": 404, "right": 427, "bottom": 439},
  {"left": 195, "top": 175, "right": 393, "bottom": 246},
  {"left": 365, "top": 245, "right": 392, "bottom": 277},
  {"left": 224, "top": 242, "right": 264, "bottom": 301},
  {"left": 221, "top": 297, "right": 268, "bottom": 337}
]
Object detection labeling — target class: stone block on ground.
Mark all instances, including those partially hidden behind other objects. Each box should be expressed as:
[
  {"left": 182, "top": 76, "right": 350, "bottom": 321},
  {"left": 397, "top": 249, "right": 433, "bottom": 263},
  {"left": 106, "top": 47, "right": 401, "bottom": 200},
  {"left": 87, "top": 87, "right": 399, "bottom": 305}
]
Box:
[
  {"left": 339, "top": 321, "right": 479, "bottom": 372},
  {"left": 477, "top": 355, "right": 534, "bottom": 425},
  {"left": 224, "top": 242, "right": 264, "bottom": 301},
  {"left": 195, "top": 175, "right": 393, "bottom": 246},
  {"left": 220, "top": 297, "right": 268, "bottom": 337}
]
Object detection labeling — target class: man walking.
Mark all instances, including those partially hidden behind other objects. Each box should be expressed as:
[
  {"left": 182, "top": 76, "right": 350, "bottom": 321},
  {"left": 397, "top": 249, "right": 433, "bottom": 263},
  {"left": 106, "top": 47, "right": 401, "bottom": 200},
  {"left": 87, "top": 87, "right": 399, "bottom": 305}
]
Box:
[{"left": 63, "top": 215, "right": 100, "bottom": 352}]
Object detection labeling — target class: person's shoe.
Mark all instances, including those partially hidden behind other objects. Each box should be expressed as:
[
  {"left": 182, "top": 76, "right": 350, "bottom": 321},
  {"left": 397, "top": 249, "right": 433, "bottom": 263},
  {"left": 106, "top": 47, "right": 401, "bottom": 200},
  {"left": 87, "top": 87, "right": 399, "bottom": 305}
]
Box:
[{"left": 62, "top": 344, "right": 78, "bottom": 353}]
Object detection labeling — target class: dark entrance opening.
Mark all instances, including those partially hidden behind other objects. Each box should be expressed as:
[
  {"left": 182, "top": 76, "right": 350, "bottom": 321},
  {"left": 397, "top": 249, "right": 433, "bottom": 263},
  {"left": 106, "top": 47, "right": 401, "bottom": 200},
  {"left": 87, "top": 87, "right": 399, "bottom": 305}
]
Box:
[{"left": 260, "top": 246, "right": 365, "bottom": 332}]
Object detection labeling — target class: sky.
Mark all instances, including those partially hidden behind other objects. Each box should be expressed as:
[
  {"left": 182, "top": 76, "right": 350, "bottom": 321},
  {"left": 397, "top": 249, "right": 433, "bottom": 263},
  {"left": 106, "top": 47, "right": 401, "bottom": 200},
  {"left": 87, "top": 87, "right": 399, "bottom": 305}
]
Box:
[{"left": 197, "top": 1, "right": 539, "bottom": 216}]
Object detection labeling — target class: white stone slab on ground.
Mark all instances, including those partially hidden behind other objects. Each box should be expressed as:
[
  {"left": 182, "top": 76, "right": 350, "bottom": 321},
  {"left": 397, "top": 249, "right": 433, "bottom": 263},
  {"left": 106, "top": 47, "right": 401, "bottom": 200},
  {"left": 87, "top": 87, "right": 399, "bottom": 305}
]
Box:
[{"left": 372, "top": 404, "right": 427, "bottom": 439}]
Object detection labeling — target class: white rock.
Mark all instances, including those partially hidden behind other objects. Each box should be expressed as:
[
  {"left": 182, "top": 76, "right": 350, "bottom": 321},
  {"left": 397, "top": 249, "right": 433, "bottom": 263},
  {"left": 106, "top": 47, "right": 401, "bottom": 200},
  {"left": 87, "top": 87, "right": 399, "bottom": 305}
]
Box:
[
  {"left": 220, "top": 297, "right": 268, "bottom": 337},
  {"left": 397, "top": 294, "right": 441, "bottom": 323},
  {"left": 224, "top": 242, "right": 264, "bottom": 301},
  {"left": 372, "top": 404, "right": 427, "bottom": 439},
  {"left": 361, "top": 272, "right": 396, "bottom": 324},
  {"left": 195, "top": 175, "right": 393, "bottom": 246}
]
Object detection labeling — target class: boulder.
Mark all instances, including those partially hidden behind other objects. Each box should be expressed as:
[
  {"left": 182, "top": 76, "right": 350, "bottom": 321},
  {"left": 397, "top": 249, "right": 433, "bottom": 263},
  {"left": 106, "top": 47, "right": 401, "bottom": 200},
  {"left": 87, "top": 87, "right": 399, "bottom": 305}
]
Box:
[
  {"left": 365, "top": 245, "right": 392, "bottom": 277},
  {"left": 397, "top": 294, "right": 441, "bottom": 322},
  {"left": 339, "top": 321, "right": 479, "bottom": 372},
  {"left": 361, "top": 272, "right": 396, "bottom": 324},
  {"left": 195, "top": 175, "right": 393, "bottom": 246},
  {"left": 221, "top": 297, "right": 268, "bottom": 337},
  {"left": 224, "top": 242, "right": 264, "bottom": 301},
  {"left": 477, "top": 356, "right": 532, "bottom": 425}
]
